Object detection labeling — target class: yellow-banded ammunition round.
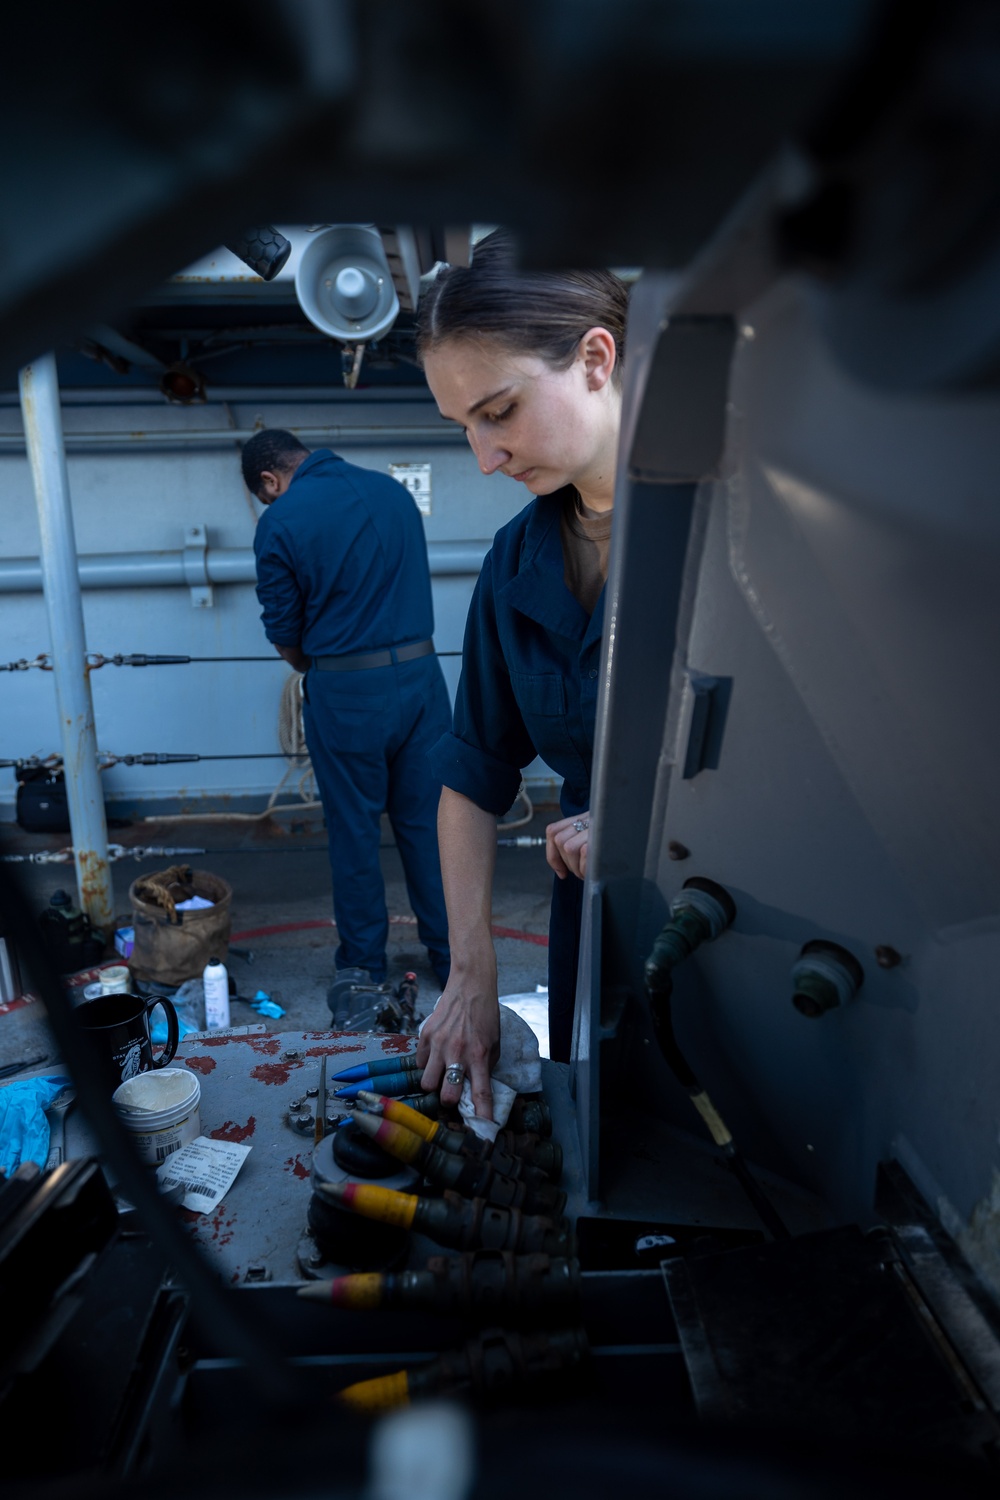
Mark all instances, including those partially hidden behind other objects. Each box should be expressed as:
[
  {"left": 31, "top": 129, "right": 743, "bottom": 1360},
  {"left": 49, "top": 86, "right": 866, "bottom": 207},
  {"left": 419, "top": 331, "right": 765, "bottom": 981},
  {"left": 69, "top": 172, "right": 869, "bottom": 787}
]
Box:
[{"left": 337, "top": 1369, "right": 410, "bottom": 1412}]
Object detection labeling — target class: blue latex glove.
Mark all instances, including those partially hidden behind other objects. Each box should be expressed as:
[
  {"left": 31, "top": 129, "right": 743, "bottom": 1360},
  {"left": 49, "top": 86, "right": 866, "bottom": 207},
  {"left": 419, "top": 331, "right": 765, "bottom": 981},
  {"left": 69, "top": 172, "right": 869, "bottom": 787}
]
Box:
[
  {"left": 150, "top": 986, "right": 204, "bottom": 1043},
  {"left": 150, "top": 1007, "right": 202, "bottom": 1043},
  {"left": 0, "top": 1076, "right": 72, "bottom": 1176},
  {"left": 252, "top": 990, "right": 285, "bottom": 1020}
]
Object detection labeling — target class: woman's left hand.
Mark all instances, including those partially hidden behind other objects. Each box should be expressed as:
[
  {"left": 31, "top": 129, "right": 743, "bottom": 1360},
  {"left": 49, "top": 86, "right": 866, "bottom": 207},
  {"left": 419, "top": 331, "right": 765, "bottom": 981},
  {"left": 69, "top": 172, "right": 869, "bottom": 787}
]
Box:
[{"left": 545, "top": 809, "right": 591, "bottom": 881}]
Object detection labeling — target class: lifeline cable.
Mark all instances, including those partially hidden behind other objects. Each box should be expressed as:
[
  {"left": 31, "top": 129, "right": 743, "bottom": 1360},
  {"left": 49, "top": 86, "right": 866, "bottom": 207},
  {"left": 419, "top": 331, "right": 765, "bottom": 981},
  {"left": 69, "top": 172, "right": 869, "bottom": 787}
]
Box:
[
  {"left": 2, "top": 649, "right": 463, "bottom": 672},
  {"left": 13, "top": 736, "right": 530, "bottom": 765},
  {"left": 1, "top": 844, "right": 209, "bottom": 864},
  {"left": 2, "top": 754, "right": 295, "bottom": 769},
  {"left": 2, "top": 841, "right": 550, "bottom": 862}
]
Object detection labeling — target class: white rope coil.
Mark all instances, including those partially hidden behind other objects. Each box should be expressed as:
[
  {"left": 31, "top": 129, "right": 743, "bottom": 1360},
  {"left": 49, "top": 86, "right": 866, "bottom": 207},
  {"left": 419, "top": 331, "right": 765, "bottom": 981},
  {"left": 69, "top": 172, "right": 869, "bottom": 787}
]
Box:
[{"left": 267, "top": 672, "right": 321, "bottom": 812}]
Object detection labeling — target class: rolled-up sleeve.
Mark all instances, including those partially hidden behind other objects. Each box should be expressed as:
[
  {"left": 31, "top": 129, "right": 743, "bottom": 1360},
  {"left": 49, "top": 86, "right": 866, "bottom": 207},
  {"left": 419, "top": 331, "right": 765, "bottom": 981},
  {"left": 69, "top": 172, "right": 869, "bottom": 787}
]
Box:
[
  {"left": 254, "top": 517, "right": 304, "bottom": 647},
  {"left": 429, "top": 551, "right": 536, "bottom": 816}
]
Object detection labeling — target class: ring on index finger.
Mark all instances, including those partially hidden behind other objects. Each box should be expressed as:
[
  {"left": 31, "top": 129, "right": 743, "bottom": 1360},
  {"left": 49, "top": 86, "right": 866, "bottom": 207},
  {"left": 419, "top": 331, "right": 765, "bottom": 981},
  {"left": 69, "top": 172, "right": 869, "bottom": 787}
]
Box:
[
  {"left": 572, "top": 818, "right": 590, "bottom": 833},
  {"left": 444, "top": 1062, "right": 465, "bottom": 1087}
]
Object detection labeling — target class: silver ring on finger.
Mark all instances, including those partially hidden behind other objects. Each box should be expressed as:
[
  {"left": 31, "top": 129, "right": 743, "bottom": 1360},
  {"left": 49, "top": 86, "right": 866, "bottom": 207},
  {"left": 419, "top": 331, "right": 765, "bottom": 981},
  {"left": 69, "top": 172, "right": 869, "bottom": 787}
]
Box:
[
  {"left": 444, "top": 1063, "right": 465, "bottom": 1087},
  {"left": 572, "top": 818, "right": 590, "bottom": 833}
]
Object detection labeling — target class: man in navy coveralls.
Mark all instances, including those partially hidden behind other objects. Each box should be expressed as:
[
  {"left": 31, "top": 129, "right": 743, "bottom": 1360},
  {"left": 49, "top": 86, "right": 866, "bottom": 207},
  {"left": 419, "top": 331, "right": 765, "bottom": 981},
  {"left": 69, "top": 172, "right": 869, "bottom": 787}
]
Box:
[{"left": 245, "top": 429, "right": 451, "bottom": 989}]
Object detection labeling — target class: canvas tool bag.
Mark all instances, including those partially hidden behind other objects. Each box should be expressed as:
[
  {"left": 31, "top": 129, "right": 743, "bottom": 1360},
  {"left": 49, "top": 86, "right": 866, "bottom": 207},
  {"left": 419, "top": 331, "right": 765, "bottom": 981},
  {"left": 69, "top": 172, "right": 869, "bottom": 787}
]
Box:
[{"left": 128, "top": 866, "right": 232, "bottom": 985}]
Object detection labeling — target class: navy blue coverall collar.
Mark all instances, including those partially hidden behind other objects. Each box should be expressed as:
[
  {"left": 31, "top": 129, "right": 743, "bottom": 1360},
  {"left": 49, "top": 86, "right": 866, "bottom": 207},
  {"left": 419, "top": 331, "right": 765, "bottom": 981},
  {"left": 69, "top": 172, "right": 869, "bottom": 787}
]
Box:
[
  {"left": 287, "top": 448, "right": 339, "bottom": 488},
  {"left": 500, "top": 490, "right": 607, "bottom": 648}
]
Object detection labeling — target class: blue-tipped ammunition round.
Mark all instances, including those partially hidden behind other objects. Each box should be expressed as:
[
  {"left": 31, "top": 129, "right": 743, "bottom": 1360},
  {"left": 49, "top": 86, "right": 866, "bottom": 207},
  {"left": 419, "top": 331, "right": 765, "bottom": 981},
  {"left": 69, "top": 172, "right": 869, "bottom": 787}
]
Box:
[
  {"left": 335, "top": 1070, "right": 420, "bottom": 1101},
  {"left": 334, "top": 1082, "right": 368, "bottom": 1101},
  {"left": 331, "top": 1053, "right": 419, "bottom": 1084},
  {"left": 331, "top": 1062, "right": 375, "bottom": 1084}
]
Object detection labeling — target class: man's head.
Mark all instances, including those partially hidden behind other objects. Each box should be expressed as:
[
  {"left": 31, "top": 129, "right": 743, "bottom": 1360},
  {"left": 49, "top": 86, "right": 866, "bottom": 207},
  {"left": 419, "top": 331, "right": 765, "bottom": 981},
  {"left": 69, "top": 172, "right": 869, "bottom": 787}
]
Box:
[{"left": 241, "top": 429, "right": 310, "bottom": 503}]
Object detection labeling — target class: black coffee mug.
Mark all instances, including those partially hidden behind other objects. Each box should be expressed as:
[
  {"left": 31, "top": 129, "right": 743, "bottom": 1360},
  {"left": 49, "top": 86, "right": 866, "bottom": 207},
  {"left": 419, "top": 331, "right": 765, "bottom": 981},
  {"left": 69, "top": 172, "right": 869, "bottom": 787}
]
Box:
[{"left": 73, "top": 990, "right": 180, "bottom": 1095}]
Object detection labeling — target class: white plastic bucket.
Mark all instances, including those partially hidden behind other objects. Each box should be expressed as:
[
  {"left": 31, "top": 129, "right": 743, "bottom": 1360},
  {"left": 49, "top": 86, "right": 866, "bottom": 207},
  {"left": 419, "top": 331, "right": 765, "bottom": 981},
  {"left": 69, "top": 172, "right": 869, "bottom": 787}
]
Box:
[{"left": 113, "top": 1067, "right": 202, "bottom": 1167}]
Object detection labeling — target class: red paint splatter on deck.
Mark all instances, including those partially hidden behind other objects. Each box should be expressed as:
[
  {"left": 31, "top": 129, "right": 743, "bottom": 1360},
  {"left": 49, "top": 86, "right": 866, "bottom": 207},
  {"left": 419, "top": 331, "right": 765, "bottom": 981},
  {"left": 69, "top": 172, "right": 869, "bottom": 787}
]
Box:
[
  {"left": 181, "top": 1202, "right": 239, "bottom": 1243},
  {"left": 247, "top": 1035, "right": 282, "bottom": 1054},
  {"left": 302, "top": 1034, "right": 366, "bottom": 1050},
  {"left": 304, "top": 1042, "right": 368, "bottom": 1058},
  {"left": 184, "top": 1055, "right": 217, "bottom": 1075},
  {"left": 379, "top": 1034, "right": 417, "bottom": 1056},
  {"left": 285, "top": 1154, "right": 310, "bottom": 1180},
  {"left": 185, "top": 1034, "right": 282, "bottom": 1053},
  {"left": 250, "top": 1061, "right": 300, "bottom": 1085},
  {"left": 204, "top": 1203, "right": 237, "bottom": 1247},
  {"left": 211, "top": 1116, "right": 256, "bottom": 1143},
  {"left": 301, "top": 1036, "right": 418, "bottom": 1067}
]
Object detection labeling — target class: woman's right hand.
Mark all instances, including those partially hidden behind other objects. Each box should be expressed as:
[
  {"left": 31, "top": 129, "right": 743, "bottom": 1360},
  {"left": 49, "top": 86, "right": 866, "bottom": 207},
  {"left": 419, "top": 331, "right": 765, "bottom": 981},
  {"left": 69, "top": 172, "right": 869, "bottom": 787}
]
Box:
[
  {"left": 545, "top": 809, "right": 591, "bottom": 881},
  {"left": 417, "top": 958, "right": 501, "bottom": 1121},
  {"left": 424, "top": 787, "right": 504, "bottom": 1122}
]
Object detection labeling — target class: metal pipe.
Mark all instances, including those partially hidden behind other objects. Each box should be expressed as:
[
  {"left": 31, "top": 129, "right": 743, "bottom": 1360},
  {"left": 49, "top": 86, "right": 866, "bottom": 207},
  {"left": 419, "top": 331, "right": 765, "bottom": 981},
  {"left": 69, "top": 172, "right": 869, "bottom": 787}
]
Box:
[
  {"left": 0, "top": 541, "right": 488, "bottom": 593},
  {"left": 0, "top": 424, "right": 464, "bottom": 452},
  {"left": 18, "top": 355, "right": 114, "bottom": 932},
  {"left": 0, "top": 388, "right": 442, "bottom": 407}
]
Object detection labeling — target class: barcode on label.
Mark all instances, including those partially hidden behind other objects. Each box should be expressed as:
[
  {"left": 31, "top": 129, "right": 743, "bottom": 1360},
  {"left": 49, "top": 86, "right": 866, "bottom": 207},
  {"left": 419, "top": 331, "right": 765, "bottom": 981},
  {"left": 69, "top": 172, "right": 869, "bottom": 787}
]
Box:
[
  {"left": 155, "top": 1140, "right": 183, "bottom": 1162},
  {"left": 167, "top": 1180, "right": 220, "bottom": 1202}
]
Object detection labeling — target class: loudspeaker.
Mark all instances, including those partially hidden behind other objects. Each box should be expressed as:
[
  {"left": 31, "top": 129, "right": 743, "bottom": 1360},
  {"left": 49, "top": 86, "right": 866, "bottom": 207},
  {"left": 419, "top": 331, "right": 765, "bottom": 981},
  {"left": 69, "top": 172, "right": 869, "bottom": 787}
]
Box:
[{"left": 295, "top": 225, "right": 400, "bottom": 343}]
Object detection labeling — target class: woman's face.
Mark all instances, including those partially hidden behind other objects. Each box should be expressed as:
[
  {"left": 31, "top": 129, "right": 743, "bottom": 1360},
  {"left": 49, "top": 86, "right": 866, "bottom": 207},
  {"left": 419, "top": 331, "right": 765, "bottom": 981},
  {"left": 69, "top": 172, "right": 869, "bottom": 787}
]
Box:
[{"left": 422, "top": 332, "right": 619, "bottom": 501}]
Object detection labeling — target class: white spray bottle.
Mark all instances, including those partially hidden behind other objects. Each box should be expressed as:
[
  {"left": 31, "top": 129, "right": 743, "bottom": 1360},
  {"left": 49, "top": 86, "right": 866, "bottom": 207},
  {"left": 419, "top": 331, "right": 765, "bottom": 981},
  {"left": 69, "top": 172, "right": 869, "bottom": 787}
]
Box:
[{"left": 203, "top": 956, "right": 231, "bottom": 1030}]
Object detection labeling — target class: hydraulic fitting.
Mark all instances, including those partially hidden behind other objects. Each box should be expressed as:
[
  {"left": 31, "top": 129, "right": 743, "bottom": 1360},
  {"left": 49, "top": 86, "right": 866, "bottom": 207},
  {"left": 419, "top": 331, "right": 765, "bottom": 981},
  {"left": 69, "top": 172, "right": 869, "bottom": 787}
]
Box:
[
  {"left": 644, "top": 876, "right": 737, "bottom": 991},
  {"left": 791, "top": 940, "right": 864, "bottom": 1018},
  {"left": 644, "top": 876, "right": 737, "bottom": 1091}
]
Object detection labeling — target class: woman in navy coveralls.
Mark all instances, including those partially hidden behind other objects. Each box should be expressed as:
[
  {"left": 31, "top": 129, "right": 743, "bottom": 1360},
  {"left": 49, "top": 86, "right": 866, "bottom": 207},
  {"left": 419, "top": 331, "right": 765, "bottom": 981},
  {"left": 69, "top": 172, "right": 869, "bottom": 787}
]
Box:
[{"left": 415, "top": 231, "right": 628, "bottom": 1119}]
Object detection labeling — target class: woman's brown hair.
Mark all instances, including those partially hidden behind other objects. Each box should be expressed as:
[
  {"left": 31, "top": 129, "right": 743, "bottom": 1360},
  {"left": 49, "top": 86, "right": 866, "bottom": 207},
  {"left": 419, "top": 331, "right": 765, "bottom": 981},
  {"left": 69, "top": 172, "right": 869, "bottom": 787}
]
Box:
[{"left": 416, "top": 229, "right": 628, "bottom": 383}]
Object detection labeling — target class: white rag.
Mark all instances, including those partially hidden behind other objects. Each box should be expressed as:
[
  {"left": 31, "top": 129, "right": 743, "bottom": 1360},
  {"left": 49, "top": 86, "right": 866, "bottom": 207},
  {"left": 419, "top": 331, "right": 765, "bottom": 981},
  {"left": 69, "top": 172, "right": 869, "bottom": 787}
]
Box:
[{"left": 420, "top": 1000, "right": 544, "bottom": 1142}]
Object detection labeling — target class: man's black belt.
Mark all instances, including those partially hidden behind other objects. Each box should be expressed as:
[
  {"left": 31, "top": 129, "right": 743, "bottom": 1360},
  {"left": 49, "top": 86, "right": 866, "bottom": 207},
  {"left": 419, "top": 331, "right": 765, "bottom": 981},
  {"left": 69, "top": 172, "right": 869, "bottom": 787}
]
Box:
[{"left": 313, "top": 639, "right": 435, "bottom": 672}]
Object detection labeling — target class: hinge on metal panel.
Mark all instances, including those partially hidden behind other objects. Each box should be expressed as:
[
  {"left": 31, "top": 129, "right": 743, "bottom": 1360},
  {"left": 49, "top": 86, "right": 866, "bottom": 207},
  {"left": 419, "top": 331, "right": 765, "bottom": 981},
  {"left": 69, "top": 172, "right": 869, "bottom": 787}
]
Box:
[
  {"left": 182, "top": 524, "right": 213, "bottom": 609},
  {"left": 681, "top": 671, "right": 732, "bottom": 779}
]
